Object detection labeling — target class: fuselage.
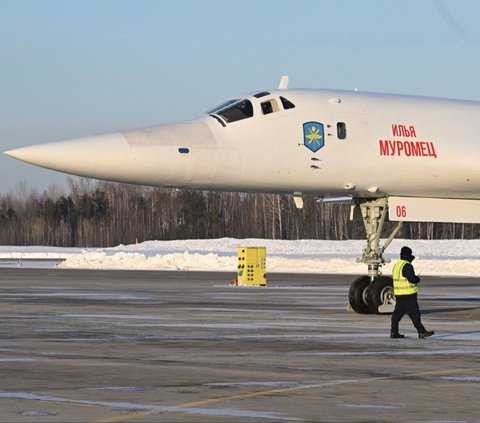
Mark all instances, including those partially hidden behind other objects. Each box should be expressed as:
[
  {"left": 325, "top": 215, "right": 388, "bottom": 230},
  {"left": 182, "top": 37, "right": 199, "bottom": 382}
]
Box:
[{"left": 5, "top": 88, "right": 480, "bottom": 200}]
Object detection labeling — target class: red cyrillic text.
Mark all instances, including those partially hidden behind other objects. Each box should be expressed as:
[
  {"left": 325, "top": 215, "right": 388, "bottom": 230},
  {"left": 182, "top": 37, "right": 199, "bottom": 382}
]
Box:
[
  {"left": 392, "top": 124, "right": 417, "bottom": 138},
  {"left": 379, "top": 140, "right": 437, "bottom": 158}
]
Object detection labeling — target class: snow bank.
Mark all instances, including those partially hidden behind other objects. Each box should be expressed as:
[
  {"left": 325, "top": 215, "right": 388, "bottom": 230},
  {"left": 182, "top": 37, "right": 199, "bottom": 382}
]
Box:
[{"left": 50, "top": 238, "right": 480, "bottom": 276}]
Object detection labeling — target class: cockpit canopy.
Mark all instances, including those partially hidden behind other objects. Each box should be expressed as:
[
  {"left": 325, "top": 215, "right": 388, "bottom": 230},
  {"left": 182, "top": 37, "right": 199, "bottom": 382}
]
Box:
[
  {"left": 208, "top": 99, "right": 253, "bottom": 123},
  {"left": 207, "top": 91, "right": 295, "bottom": 125}
]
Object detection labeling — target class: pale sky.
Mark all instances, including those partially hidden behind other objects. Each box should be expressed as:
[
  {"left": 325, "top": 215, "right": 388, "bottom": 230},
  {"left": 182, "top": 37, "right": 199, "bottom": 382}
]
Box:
[{"left": 1, "top": 0, "right": 479, "bottom": 194}]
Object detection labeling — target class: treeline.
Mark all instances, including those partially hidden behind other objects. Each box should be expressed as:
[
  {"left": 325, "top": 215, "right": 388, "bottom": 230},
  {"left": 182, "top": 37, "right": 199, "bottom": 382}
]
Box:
[{"left": 0, "top": 179, "right": 479, "bottom": 247}]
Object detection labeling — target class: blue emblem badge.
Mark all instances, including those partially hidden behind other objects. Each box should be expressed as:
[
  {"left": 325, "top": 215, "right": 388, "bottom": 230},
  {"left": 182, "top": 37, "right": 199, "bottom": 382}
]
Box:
[{"left": 303, "top": 122, "right": 324, "bottom": 153}]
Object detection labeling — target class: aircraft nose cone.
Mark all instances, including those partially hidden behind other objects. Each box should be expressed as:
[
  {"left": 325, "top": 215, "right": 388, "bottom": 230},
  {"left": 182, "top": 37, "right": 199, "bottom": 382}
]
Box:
[
  {"left": 4, "top": 133, "right": 129, "bottom": 178},
  {"left": 5, "top": 145, "right": 44, "bottom": 162},
  {"left": 4, "top": 120, "right": 221, "bottom": 187}
]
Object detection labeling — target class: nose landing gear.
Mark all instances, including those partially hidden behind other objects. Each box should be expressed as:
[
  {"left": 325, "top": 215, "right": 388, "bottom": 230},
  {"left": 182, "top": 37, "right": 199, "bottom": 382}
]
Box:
[{"left": 348, "top": 198, "right": 403, "bottom": 314}]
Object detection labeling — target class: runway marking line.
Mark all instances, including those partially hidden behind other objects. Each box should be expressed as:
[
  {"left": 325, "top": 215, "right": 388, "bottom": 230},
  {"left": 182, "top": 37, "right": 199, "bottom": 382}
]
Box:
[{"left": 91, "top": 366, "right": 480, "bottom": 423}]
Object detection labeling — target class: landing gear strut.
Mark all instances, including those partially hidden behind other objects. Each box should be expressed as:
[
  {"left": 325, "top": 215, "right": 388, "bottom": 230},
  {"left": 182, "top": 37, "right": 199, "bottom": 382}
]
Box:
[{"left": 348, "top": 198, "right": 403, "bottom": 314}]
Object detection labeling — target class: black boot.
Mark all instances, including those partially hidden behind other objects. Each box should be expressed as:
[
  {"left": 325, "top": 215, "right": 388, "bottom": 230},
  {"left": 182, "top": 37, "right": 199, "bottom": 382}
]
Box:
[
  {"left": 390, "top": 332, "right": 405, "bottom": 339},
  {"left": 418, "top": 330, "right": 435, "bottom": 339}
]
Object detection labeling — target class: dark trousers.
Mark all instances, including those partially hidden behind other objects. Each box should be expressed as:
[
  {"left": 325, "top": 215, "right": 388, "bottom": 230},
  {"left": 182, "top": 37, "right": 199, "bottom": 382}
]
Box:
[{"left": 391, "top": 293, "right": 426, "bottom": 334}]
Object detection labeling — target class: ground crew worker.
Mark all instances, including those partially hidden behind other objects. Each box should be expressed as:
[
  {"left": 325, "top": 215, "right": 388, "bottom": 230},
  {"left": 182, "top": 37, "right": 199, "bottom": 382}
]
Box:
[{"left": 390, "top": 246, "right": 435, "bottom": 339}]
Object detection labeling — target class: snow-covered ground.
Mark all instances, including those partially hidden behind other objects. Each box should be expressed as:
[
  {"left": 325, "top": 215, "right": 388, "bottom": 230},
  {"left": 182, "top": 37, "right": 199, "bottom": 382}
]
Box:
[{"left": 1, "top": 238, "right": 479, "bottom": 276}]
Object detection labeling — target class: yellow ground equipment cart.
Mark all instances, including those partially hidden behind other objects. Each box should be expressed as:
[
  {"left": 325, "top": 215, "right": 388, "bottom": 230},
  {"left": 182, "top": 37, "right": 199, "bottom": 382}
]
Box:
[{"left": 237, "top": 247, "right": 266, "bottom": 286}]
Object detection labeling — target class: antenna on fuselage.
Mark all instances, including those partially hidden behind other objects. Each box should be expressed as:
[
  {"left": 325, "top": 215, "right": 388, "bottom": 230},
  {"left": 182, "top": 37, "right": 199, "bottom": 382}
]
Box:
[{"left": 278, "top": 75, "right": 289, "bottom": 90}]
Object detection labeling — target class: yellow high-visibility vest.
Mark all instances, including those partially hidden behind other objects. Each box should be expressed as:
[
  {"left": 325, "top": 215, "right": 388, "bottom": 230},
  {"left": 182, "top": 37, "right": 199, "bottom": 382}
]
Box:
[{"left": 393, "top": 259, "right": 418, "bottom": 296}]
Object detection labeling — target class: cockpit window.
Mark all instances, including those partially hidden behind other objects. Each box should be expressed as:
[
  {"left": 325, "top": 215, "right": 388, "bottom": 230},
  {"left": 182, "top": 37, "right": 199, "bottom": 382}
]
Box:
[
  {"left": 261, "top": 99, "right": 279, "bottom": 115},
  {"left": 261, "top": 101, "right": 273, "bottom": 115},
  {"left": 206, "top": 99, "right": 239, "bottom": 115},
  {"left": 337, "top": 122, "right": 347, "bottom": 139},
  {"left": 213, "top": 99, "right": 254, "bottom": 123},
  {"left": 280, "top": 96, "right": 295, "bottom": 110},
  {"left": 253, "top": 91, "right": 270, "bottom": 98}
]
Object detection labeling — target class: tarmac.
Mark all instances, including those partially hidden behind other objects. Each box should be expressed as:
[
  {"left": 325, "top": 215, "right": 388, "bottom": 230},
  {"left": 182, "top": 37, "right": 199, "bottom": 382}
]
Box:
[{"left": 0, "top": 268, "right": 479, "bottom": 422}]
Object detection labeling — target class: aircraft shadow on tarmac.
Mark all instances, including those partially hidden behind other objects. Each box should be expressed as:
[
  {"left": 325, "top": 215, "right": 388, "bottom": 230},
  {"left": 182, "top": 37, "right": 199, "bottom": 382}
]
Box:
[
  {"left": 427, "top": 297, "right": 480, "bottom": 302},
  {"left": 422, "top": 295, "right": 480, "bottom": 316},
  {"left": 429, "top": 330, "right": 480, "bottom": 339},
  {"left": 422, "top": 306, "right": 480, "bottom": 315}
]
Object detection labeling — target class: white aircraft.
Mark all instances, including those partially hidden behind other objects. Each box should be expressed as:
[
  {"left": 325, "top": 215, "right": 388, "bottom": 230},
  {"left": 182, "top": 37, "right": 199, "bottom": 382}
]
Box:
[{"left": 6, "top": 76, "right": 480, "bottom": 314}]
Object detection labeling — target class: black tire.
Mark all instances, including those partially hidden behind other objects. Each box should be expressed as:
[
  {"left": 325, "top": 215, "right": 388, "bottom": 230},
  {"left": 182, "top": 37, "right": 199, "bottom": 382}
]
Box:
[
  {"left": 366, "top": 276, "right": 394, "bottom": 314},
  {"left": 348, "top": 276, "right": 372, "bottom": 314}
]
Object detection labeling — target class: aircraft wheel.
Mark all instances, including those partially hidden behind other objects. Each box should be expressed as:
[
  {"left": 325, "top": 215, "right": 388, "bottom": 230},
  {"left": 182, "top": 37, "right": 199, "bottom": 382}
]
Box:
[
  {"left": 348, "top": 276, "right": 372, "bottom": 314},
  {"left": 367, "top": 276, "right": 395, "bottom": 314}
]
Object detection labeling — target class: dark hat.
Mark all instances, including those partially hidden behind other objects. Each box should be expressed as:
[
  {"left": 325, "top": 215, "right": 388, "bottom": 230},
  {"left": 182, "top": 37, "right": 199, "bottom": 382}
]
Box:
[{"left": 400, "top": 246, "right": 415, "bottom": 262}]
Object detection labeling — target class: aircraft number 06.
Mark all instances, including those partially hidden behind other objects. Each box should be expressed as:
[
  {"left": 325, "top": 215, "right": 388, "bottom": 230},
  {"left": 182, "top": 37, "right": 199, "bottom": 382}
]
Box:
[{"left": 395, "top": 205, "right": 407, "bottom": 218}]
